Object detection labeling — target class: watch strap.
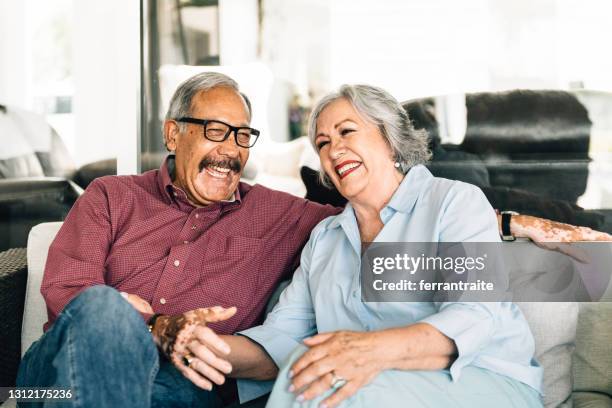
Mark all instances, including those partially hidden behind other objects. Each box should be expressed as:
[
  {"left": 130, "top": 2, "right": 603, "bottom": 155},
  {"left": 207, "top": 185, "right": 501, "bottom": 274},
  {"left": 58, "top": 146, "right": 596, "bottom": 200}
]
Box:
[
  {"left": 147, "top": 313, "right": 163, "bottom": 333},
  {"left": 501, "top": 211, "right": 516, "bottom": 241}
]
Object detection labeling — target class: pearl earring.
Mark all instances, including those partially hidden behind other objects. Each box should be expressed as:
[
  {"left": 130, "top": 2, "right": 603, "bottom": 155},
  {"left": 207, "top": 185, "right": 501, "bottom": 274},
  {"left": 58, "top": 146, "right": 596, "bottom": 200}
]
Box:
[{"left": 394, "top": 162, "right": 401, "bottom": 168}]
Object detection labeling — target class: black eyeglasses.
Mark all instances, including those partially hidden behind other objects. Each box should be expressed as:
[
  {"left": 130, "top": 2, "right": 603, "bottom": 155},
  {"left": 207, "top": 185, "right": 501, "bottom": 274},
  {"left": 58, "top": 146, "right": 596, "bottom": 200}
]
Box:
[{"left": 176, "top": 117, "right": 260, "bottom": 148}]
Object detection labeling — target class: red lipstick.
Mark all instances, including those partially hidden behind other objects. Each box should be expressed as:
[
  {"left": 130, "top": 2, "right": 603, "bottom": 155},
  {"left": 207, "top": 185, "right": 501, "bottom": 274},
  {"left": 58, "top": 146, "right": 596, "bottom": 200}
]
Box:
[{"left": 334, "top": 160, "right": 362, "bottom": 179}]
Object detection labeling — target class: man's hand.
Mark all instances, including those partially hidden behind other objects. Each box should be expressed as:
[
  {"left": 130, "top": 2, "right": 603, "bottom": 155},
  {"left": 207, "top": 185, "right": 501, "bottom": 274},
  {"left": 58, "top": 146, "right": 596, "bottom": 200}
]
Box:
[
  {"left": 152, "top": 307, "right": 237, "bottom": 390},
  {"left": 120, "top": 292, "right": 154, "bottom": 314},
  {"left": 510, "top": 214, "right": 612, "bottom": 261}
]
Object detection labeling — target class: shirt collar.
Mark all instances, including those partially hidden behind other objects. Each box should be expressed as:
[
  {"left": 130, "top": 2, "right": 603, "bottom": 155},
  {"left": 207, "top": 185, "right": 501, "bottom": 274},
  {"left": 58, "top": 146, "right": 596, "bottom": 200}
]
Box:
[
  {"left": 386, "top": 164, "right": 431, "bottom": 213},
  {"left": 327, "top": 164, "right": 432, "bottom": 229},
  {"left": 157, "top": 155, "right": 242, "bottom": 206}
]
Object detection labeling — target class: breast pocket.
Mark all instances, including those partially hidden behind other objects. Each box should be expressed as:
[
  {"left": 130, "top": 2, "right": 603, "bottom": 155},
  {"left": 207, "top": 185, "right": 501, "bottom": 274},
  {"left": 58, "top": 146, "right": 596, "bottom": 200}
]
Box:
[{"left": 199, "top": 236, "right": 264, "bottom": 307}]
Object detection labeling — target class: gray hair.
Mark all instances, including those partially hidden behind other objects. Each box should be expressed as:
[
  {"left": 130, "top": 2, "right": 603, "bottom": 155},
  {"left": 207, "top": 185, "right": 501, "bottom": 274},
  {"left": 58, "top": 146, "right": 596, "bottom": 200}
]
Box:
[
  {"left": 308, "top": 84, "right": 431, "bottom": 187},
  {"left": 164, "top": 71, "right": 251, "bottom": 136}
]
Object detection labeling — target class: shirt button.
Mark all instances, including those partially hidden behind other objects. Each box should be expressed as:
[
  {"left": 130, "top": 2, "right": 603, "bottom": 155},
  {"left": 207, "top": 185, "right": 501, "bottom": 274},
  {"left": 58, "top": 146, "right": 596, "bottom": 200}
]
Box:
[
  {"left": 160, "top": 298, "right": 166, "bottom": 304},
  {"left": 195, "top": 214, "right": 199, "bottom": 219},
  {"left": 183, "top": 240, "right": 189, "bottom": 244},
  {"left": 174, "top": 260, "right": 180, "bottom": 267},
  {"left": 192, "top": 225, "right": 197, "bottom": 230}
]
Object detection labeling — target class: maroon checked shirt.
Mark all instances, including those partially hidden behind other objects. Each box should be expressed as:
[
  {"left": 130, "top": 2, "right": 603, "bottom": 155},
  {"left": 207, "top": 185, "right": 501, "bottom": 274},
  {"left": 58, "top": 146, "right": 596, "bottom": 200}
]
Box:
[{"left": 41, "top": 156, "right": 338, "bottom": 333}]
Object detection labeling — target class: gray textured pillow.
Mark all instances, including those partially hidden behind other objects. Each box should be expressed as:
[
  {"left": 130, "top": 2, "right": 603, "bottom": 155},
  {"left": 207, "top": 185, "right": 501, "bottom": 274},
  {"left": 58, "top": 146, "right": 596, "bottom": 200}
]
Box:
[
  {"left": 573, "top": 303, "right": 612, "bottom": 398},
  {"left": 573, "top": 391, "right": 612, "bottom": 408},
  {"left": 517, "top": 302, "right": 579, "bottom": 408}
]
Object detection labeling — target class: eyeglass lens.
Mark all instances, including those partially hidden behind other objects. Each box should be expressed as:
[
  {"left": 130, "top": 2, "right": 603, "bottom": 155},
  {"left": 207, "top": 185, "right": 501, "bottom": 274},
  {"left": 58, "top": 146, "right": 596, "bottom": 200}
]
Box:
[{"left": 205, "top": 120, "right": 256, "bottom": 147}]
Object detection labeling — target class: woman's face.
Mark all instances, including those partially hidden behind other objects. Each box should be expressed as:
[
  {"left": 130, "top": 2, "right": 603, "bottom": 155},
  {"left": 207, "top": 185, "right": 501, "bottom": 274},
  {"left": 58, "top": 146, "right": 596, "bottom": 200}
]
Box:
[{"left": 314, "top": 98, "right": 400, "bottom": 203}]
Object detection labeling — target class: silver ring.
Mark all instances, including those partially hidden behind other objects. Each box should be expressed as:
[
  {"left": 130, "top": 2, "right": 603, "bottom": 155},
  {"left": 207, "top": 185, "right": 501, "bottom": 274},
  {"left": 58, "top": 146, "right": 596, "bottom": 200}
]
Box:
[
  {"left": 330, "top": 371, "right": 347, "bottom": 389},
  {"left": 183, "top": 354, "right": 195, "bottom": 368}
]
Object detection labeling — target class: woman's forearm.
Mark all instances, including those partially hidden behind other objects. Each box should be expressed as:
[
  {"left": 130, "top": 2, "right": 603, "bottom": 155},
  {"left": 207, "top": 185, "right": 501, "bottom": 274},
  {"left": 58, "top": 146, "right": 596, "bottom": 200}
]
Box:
[
  {"left": 374, "top": 323, "right": 457, "bottom": 372},
  {"left": 221, "top": 335, "right": 279, "bottom": 380}
]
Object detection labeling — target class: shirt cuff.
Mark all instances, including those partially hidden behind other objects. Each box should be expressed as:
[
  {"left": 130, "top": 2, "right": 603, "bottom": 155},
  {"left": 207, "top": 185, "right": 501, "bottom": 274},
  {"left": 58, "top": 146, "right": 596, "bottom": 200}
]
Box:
[
  {"left": 237, "top": 325, "right": 301, "bottom": 369},
  {"left": 141, "top": 312, "right": 153, "bottom": 324},
  {"left": 419, "top": 305, "right": 494, "bottom": 382},
  {"left": 236, "top": 379, "right": 275, "bottom": 404}
]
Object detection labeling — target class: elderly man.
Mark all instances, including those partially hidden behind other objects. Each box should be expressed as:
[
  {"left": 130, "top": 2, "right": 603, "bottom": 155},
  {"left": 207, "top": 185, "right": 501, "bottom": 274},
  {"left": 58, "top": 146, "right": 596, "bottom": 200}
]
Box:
[
  {"left": 16, "top": 71, "right": 608, "bottom": 408},
  {"left": 16, "top": 72, "right": 337, "bottom": 407}
]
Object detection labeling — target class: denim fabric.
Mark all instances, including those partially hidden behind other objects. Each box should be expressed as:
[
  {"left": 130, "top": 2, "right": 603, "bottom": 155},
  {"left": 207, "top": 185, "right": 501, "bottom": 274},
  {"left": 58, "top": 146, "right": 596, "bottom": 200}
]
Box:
[{"left": 16, "top": 285, "right": 221, "bottom": 408}]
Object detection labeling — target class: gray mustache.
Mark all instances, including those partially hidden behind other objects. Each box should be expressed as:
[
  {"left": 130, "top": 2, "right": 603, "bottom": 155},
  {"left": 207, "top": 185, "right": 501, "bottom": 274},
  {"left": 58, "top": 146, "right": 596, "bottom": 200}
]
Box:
[{"left": 199, "top": 157, "right": 242, "bottom": 173}]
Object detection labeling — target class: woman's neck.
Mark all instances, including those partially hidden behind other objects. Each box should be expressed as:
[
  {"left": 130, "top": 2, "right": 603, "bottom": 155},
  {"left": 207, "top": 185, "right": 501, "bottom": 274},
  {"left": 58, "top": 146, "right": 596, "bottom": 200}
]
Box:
[{"left": 352, "top": 170, "right": 404, "bottom": 243}]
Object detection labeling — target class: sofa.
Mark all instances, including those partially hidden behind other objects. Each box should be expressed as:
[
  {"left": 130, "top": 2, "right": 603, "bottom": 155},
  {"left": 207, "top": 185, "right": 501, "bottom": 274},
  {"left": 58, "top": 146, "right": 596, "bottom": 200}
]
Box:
[{"left": 2, "top": 221, "right": 611, "bottom": 408}]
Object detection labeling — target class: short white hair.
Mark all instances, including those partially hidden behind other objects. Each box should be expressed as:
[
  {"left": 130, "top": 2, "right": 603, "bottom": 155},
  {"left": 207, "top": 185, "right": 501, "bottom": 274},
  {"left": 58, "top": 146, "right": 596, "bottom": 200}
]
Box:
[
  {"left": 163, "top": 72, "right": 251, "bottom": 135},
  {"left": 308, "top": 84, "right": 431, "bottom": 187}
]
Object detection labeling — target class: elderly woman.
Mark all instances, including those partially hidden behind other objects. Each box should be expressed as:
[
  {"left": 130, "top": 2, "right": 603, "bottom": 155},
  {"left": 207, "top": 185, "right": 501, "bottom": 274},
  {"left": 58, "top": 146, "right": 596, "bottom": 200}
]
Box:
[{"left": 217, "top": 84, "right": 544, "bottom": 407}]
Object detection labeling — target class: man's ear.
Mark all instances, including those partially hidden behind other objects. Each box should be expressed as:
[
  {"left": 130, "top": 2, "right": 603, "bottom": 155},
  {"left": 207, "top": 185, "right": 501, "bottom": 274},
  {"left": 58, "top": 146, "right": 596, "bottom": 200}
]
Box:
[{"left": 164, "top": 120, "right": 180, "bottom": 152}]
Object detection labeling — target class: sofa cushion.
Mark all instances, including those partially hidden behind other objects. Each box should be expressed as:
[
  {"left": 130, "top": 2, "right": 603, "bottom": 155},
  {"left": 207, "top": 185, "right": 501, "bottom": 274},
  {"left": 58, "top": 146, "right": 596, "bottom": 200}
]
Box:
[
  {"left": 573, "top": 303, "right": 612, "bottom": 398},
  {"left": 573, "top": 391, "right": 612, "bottom": 408},
  {"left": 517, "top": 302, "right": 579, "bottom": 408}
]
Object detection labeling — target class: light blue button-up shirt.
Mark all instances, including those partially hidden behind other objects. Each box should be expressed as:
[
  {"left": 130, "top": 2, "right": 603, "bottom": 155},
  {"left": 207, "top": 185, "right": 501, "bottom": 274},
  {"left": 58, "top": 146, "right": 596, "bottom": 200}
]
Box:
[{"left": 238, "top": 165, "right": 543, "bottom": 402}]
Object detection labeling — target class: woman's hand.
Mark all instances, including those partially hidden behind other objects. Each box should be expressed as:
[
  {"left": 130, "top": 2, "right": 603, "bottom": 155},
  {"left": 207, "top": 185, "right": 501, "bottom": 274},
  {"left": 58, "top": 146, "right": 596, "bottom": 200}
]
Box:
[
  {"left": 289, "top": 324, "right": 455, "bottom": 407},
  {"left": 288, "top": 331, "right": 384, "bottom": 408}
]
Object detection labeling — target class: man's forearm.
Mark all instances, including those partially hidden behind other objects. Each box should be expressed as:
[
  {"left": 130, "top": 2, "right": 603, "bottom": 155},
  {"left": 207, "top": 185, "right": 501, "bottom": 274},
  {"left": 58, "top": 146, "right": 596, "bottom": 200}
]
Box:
[{"left": 221, "top": 335, "right": 278, "bottom": 380}]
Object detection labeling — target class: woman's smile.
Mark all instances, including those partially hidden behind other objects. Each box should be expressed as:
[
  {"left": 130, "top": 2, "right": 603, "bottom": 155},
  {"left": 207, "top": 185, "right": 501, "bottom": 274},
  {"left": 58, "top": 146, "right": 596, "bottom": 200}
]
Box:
[{"left": 335, "top": 160, "right": 363, "bottom": 179}]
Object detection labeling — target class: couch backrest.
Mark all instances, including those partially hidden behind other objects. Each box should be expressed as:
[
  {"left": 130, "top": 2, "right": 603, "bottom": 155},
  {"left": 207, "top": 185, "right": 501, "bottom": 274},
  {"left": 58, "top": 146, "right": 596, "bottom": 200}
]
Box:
[{"left": 403, "top": 90, "right": 593, "bottom": 203}]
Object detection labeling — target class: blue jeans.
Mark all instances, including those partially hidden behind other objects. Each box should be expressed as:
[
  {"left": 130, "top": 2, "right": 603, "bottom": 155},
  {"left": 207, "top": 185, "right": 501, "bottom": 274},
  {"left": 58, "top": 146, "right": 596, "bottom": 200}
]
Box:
[{"left": 16, "top": 285, "right": 222, "bottom": 408}]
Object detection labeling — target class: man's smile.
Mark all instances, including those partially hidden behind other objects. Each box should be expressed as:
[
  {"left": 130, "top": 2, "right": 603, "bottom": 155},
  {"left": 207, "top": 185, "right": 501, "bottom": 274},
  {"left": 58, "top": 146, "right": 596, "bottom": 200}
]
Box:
[{"left": 204, "top": 165, "right": 231, "bottom": 179}]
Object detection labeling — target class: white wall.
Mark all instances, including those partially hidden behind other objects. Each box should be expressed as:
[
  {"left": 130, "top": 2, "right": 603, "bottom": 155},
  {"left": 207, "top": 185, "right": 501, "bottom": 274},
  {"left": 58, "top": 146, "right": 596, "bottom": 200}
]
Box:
[
  {"left": 219, "top": 0, "right": 258, "bottom": 65},
  {"left": 261, "top": 0, "right": 612, "bottom": 105},
  {"left": 328, "top": 0, "right": 490, "bottom": 101},
  {"left": 0, "top": 0, "right": 29, "bottom": 107},
  {"left": 259, "top": 0, "right": 332, "bottom": 141},
  {"left": 556, "top": 0, "right": 612, "bottom": 91},
  {"left": 72, "top": 0, "right": 139, "bottom": 172}
]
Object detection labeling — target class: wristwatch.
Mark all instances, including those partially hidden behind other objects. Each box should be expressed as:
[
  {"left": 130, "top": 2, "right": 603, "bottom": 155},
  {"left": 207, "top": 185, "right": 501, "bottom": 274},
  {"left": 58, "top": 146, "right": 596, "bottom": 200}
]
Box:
[
  {"left": 501, "top": 211, "right": 519, "bottom": 241},
  {"left": 147, "top": 313, "right": 163, "bottom": 333}
]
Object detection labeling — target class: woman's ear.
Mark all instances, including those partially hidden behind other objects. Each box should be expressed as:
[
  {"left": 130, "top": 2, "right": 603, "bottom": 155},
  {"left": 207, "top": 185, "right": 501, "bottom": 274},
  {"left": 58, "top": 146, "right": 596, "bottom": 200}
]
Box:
[{"left": 163, "top": 120, "right": 180, "bottom": 152}]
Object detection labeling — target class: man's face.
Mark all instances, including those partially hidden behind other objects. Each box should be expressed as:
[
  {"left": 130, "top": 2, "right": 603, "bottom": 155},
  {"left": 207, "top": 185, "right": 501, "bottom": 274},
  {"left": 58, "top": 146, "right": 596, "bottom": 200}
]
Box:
[{"left": 164, "top": 86, "right": 250, "bottom": 206}]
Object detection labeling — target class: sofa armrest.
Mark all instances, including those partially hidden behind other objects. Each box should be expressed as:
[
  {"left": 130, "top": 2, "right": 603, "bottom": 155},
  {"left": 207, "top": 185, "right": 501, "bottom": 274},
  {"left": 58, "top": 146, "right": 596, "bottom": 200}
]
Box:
[
  {"left": 0, "top": 178, "right": 81, "bottom": 251},
  {"left": 0, "top": 177, "right": 83, "bottom": 203},
  {"left": 21, "top": 223, "right": 63, "bottom": 356},
  {"left": 72, "top": 159, "right": 116, "bottom": 189},
  {"left": 0, "top": 248, "right": 27, "bottom": 388}
]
